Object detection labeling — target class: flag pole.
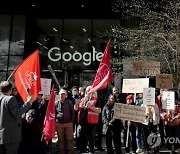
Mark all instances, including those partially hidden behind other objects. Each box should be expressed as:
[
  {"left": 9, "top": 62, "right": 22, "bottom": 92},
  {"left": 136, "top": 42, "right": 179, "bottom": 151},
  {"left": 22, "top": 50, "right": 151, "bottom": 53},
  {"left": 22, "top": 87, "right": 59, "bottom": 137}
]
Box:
[
  {"left": 48, "top": 65, "right": 61, "bottom": 89},
  {"left": 7, "top": 71, "right": 15, "bottom": 81},
  {"left": 126, "top": 121, "right": 130, "bottom": 148}
]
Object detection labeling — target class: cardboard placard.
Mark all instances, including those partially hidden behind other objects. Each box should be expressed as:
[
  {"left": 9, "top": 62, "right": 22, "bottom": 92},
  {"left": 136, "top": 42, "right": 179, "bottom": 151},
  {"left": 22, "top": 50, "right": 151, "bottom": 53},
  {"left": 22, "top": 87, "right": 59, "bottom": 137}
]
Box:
[
  {"left": 132, "top": 61, "right": 160, "bottom": 76},
  {"left": 156, "top": 74, "right": 173, "bottom": 89},
  {"left": 114, "top": 103, "right": 146, "bottom": 123}
]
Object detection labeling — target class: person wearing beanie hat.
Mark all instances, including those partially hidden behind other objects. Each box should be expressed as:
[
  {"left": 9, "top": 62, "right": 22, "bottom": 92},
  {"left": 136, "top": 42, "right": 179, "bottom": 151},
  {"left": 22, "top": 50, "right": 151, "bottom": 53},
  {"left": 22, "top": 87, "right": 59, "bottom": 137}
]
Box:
[
  {"left": 124, "top": 94, "right": 137, "bottom": 154},
  {"left": 126, "top": 94, "right": 134, "bottom": 105}
]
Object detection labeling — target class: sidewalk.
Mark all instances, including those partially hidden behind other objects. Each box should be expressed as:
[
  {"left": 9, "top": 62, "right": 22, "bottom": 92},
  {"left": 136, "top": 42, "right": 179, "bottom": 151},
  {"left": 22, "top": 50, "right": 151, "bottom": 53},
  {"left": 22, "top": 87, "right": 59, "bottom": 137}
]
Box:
[{"left": 50, "top": 134, "right": 180, "bottom": 154}]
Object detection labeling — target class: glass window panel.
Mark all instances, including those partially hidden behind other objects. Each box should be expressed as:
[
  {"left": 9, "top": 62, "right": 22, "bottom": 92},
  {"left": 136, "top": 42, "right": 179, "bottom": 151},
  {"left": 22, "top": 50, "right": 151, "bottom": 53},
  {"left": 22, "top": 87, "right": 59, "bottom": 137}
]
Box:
[
  {"left": 10, "top": 15, "right": 26, "bottom": 55},
  {"left": 63, "top": 19, "right": 92, "bottom": 70},
  {"left": 0, "top": 71, "right": 7, "bottom": 81},
  {"left": 8, "top": 56, "right": 23, "bottom": 70},
  {"left": 80, "top": 72, "right": 96, "bottom": 87},
  {"left": 92, "top": 19, "right": 120, "bottom": 68},
  {"left": 36, "top": 19, "right": 63, "bottom": 70},
  {"left": 0, "top": 15, "right": 11, "bottom": 55},
  {"left": 0, "top": 56, "right": 8, "bottom": 71}
]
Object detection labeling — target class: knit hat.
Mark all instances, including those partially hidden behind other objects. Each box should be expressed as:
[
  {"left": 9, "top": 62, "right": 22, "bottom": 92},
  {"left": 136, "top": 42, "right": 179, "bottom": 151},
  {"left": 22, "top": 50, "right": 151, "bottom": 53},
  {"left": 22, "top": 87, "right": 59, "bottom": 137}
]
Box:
[{"left": 126, "top": 94, "right": 134, "bottom": 100}]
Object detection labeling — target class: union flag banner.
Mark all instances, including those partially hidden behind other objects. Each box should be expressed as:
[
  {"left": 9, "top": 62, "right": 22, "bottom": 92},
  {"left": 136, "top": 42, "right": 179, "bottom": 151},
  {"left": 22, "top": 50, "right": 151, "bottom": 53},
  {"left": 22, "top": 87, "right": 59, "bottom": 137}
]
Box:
[
  {"left": 14, "top": 50, "right": 41, "bottom": 102},
  {"left": 43, "top": 85, "right": 56, "bottom": 142},
  {"left": 89, "top": 40, "right": 113, "bottom": 93}
]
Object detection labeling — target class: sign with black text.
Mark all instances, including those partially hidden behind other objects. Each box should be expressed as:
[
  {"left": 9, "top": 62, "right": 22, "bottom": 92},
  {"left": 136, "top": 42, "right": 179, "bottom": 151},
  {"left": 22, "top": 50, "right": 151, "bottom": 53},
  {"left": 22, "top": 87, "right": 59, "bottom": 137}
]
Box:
[
  {"left": 143, "top": 88, "right": 155, "bottom": 105},
  {"left": 114, "top": 103, "right": 146, "bottom": 123}
]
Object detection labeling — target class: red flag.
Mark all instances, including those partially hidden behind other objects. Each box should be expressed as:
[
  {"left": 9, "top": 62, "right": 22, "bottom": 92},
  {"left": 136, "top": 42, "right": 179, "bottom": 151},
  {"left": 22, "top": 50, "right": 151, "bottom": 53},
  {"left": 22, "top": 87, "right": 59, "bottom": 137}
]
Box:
[
  {"left": 89, "top": 40, "right": 113, "bottom": 93},
  {"left": 14, "top": 50, "right": 41, "bottom": 103},
  {"left": 43, "top": 85, "right": 56, "bottom": 142}
]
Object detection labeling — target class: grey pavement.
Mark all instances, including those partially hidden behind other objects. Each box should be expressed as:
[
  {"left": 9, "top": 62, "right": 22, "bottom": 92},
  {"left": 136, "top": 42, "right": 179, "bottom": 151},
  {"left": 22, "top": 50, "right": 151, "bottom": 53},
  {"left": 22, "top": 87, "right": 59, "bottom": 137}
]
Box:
[{"left": 49, "top": 134, "right": 180, "bottom": 154}]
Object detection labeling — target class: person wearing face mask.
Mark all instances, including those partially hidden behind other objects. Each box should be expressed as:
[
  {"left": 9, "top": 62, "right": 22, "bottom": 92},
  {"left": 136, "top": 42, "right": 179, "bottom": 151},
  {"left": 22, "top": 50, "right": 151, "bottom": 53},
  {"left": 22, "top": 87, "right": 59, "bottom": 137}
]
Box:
[
  {"left": 0, "top": 81, "right": 35, "bottom": 154},
  {"left": 78, "top": 87, "right": 85, "bottom": 99}
]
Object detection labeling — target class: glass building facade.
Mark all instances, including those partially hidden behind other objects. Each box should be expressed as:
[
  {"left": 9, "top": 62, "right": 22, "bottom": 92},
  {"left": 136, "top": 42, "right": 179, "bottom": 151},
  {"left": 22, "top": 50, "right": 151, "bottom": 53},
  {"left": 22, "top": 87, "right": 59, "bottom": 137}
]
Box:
[{"left": 0, "top": 14, "right": 119, "bottom": 87}]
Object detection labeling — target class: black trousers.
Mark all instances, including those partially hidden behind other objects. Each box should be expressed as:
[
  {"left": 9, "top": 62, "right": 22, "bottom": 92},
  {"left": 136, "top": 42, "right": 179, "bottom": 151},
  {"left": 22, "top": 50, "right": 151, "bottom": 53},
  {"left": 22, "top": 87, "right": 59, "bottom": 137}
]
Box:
[
  {"left": 124, "top": 124, "right": 137, "bottom": 153},
  {"left": 105, "top": 125, "right": 122, "bottom": 154},
  {"left": 79, "top": 124, "right": 96, "bottom": 153}
]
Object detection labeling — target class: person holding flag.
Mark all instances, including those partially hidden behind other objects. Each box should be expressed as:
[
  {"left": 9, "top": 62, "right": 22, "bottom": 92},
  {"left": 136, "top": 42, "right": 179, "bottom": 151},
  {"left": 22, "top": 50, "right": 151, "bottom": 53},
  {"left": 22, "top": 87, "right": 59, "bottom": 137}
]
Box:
[
  {"left": 0, "top": 81, "right": 35, "bottom": 154},
  {"left": 74, "top": 39, "right": 113, "bottom": 153},
  {"left": 88, "top": 39, "right": 113, "bottom": 94},
  {"left": 74, "top": 85, "right": 101, "bottom": 154},
  {"left": 43, "top": 85, "right": 56, "bottom": 143}
]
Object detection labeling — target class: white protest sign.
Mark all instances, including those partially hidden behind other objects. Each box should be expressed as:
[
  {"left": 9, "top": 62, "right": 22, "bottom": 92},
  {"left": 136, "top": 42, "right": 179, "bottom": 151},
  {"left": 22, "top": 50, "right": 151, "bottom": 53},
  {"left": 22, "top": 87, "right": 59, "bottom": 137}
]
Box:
[
  {"left": 143, "top": 88, "right": 155, "bottom": 105},
  {"left": 161, "top": 91, "right": 175, "bottom": 110},
  {"left": 114, "top": 103, "right": 146, "bottom": 123},
  {"left": 122, "top": 78, "right": 149, "bottom": 93},
  {"left": 39, "top": 78, "right": 52, "bottom": 95}
]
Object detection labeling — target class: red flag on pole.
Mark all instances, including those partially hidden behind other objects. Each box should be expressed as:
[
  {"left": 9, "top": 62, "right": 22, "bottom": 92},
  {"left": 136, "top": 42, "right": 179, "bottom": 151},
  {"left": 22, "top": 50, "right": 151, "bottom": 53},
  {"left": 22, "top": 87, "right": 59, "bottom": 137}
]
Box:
[
  {"left": 14, "top": 50, "right": 41, "bottom": 102},
  {"left": 43, "top": 85, "right": 56, "bottom": 142},
  {"left": 89, "top": 40, "right": 113, "bottom": 93}
]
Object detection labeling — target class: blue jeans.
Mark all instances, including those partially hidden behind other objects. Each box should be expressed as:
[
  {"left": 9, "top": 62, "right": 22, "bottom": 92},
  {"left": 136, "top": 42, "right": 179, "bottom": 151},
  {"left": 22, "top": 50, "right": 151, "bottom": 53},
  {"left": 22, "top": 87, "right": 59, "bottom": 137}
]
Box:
[{"left": 136, "top": 123, "right": 143, "bottom": 149}]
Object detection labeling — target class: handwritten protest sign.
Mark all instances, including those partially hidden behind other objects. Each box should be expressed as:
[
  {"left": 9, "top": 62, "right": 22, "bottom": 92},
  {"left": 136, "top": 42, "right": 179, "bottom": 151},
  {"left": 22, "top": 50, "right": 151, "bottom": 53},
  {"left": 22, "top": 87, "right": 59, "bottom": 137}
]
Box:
[
  {"left": 132, "top": 61, "right": 160, "bottom": 76},
  {"left": 156, "top": 74, "right": 173, "bottom": 89},
  {"left": 122, "top": 78, "right": 149, "bottom": 93},
  {"left": 114, "top": 103, "right": 146, "bottom": 123},
  {"left": 39, "top": 78, "right": 52, "bottom": 95},
  {"left": 161, "top": 91, "right": 175, "bottom": 110},
  {"left": 143, "top": 88, "right": 155, "bottom": 105}
]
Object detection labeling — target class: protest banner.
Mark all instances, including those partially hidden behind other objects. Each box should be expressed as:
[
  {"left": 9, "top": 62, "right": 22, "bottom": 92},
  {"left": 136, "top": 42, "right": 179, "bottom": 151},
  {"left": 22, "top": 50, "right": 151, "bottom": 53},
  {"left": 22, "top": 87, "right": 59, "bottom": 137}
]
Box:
[{"left": 114, "top": 103, "right": 146, "bottom": 123}]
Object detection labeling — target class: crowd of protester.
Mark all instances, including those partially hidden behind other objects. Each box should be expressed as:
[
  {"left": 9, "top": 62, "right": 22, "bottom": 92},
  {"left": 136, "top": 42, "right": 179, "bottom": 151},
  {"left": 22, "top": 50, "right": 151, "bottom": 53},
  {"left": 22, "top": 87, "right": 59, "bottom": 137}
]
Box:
[{"left": 0, "top": 80, "right": 180, "bottom": 154}]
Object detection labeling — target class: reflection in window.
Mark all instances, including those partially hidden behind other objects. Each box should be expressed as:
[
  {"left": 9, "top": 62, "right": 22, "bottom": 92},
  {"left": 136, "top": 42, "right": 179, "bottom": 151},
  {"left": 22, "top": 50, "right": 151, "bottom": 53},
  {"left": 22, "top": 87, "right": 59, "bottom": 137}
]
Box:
[
  {"left": 63, "top": 19, "right": 92, "bottom": 70},
  {"left": 80, "top": 72, "right": 96, "bottom": 87},
  {"left": 36, "top": 19, "right": 63, "bottom": 70},
  {"left": 8, "top": 56, "right": 23, "bottom": 70},
  {"left": 0, "top": 56, "right": 8, "bottom": 70},
  {"left": 0, "top": 15, "right": 25, "bottom": 80},
  {"left": 10, "top": 15, "right": 26, "bottom": 55},
  {"left": 0, "top": 72, "right": 7, "bottom": 81},
  {"left": 0, "top": 15, "right": 11, "bottom": 55}
]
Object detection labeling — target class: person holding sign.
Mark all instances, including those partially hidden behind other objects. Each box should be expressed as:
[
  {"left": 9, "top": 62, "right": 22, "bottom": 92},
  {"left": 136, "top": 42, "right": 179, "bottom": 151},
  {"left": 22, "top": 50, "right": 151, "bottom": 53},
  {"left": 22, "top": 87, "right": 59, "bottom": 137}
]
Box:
[
  {"left": 160, "top": 91, "right": 180, "bottom": 154},
  {"left": 142, "top": 99, "right": 160, "bottom": 153},
  {"left": 102, "top": 94, "right": 122, "bottom": 154},
  {"left": 124, "top": 94, "right": 137, "bottom": 154}
]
